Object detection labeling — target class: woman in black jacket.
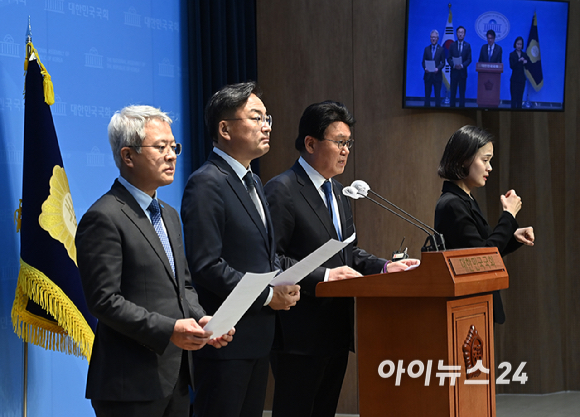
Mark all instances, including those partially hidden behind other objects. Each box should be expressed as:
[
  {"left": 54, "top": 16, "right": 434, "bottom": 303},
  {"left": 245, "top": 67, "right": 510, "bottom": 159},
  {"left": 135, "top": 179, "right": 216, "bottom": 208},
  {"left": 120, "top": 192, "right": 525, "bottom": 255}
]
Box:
[
  {"left": 434, "top": 126, "right": 534, "bottom": 323},
  {"left": 509, "top": 36, "right": 529, "bottom": 109}
]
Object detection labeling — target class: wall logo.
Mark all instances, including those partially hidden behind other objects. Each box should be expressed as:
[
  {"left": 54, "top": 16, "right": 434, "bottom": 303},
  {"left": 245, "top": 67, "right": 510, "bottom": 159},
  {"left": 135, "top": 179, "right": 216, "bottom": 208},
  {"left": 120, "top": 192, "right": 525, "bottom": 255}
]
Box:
[
  {"left": 159, "top": 59, "right": 174, "bottom": 78},
  {"left": 52, "top": 95, "right": 67, "bottom": 116},
  {"left": 87, "top": 147, "right": 105, "bottom": 167},
  {"left": 85, "top": 47, "right": 103, "bottom": 68},
  {"left": 475, "top": 12, "right": 510, "bottom": 42},
  {"left": 124, "top": 7, "right": 141, "bottom": 27},
  {"left": 0, "top": 35, "right": 19, "bottom": 58},
  {"left": 45, "top": 0, "right": 65, "bottom": 13},
  {"left": 0, "top": 143, "right": 23, "bottom": 166}
]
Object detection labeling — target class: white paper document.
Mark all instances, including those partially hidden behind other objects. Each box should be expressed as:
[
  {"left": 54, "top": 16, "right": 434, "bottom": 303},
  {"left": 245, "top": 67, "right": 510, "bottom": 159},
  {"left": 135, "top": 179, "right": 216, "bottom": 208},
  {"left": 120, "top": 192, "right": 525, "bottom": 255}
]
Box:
[
  {"left": 425, "top": 60, "right": 436, "bottom": 72},
  {"left": 202, "top": 233, "right": 356, "bottom": 337},
  {"left": 453, "top": 57, "right": 463, "bottom": 67},
  {"left": 270, "top": 233, "right": 356, "bottom": 286},
  {"left": 203, "top": 270, "right": 278, "bottom": 337}
]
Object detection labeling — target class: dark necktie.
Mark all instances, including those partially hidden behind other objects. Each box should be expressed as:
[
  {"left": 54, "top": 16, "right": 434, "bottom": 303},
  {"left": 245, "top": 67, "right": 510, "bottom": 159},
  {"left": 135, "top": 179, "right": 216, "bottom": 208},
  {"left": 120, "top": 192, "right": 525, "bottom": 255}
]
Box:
[
  {"left": 488, "top": 46, "right": 492, "bottom": 61},
  {"left": 322, "top": 180, "right": 342, "bottom": 241},
  {"left": 147, "top": 199, "right": 175, "bottom": 276},
  {"left": 432, "top": 45, "right": 435, "bottom": 59},
  {"left": 243, "top": 171, "right": 266, "bottom": 227},
  {"left": 459, "top": 42, "right": 463, "bottom": 54}
]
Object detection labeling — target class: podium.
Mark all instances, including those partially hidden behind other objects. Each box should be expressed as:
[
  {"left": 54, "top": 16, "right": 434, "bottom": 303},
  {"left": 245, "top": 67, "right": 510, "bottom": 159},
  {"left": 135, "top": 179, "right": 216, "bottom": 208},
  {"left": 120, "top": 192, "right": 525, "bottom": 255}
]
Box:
[
  {"left": 316, "top": 247, "right": 508, "bottom": 417},
  {"left": 476, "top": 63, "right": 503, "bottom": 107}
]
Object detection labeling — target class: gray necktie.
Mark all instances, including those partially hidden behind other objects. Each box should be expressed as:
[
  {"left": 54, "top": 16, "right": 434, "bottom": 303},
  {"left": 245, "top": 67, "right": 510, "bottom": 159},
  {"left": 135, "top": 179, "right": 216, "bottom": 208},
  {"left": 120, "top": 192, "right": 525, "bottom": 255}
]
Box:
[{"left": 243, "top": 171, "right": 266, "bottom": 227}]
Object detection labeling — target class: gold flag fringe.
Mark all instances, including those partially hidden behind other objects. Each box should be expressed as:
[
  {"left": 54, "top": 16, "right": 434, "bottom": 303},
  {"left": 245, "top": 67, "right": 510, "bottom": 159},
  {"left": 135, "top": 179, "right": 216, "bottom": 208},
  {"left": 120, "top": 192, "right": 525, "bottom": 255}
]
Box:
[
  {"left": 11, "top": 259, "right": 94, "bottom": 361},
  {"left": 24, "top": 41, "right": 55, "bottom": 106}
]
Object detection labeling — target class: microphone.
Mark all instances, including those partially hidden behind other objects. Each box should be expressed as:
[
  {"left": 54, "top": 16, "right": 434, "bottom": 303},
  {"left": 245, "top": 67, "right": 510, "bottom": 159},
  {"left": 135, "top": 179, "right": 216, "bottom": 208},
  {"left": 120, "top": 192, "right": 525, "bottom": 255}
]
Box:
[{"left": 343, "top": 181, "right": 446, "bottom": 252}]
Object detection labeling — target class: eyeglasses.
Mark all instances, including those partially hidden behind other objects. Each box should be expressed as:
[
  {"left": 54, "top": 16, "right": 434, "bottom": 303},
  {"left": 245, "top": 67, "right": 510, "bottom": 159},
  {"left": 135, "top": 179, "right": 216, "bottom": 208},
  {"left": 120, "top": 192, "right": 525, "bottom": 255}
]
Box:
[
  {"left": 223, "top": 114, "right": 273, "bottom": 128},
  {"left": 322, "top": 138, "right": 354, "bottom": 149},
  {"left": 128, "top": 143, "right": 182, "bottom": 156}
]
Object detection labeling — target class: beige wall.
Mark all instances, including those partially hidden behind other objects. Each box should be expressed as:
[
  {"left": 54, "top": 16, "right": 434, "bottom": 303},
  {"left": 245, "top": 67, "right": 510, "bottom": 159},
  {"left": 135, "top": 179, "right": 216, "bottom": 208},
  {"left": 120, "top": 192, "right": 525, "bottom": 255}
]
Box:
[{"left": 257, "top": 0, "right": 580, "bottom": 413}]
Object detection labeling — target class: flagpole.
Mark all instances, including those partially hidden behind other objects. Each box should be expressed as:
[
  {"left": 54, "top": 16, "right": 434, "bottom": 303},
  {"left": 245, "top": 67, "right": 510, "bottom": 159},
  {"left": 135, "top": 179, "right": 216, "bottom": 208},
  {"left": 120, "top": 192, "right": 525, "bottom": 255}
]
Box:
[{"left": 23, "top": 341, "right": 28, "bottom": 417}]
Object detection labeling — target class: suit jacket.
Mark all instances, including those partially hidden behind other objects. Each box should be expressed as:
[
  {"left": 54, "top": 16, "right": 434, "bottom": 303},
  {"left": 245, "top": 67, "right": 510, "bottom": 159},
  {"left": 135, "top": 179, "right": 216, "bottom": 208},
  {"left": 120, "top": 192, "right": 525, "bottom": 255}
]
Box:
[
  {"left": 509, "top": 50, "right": 530, "bottom": 83},
  {"left": 479, "top": 43, "right": 503, "bottom": 63},
  {"left": 422, "top": 44, "right": 445, "bottom": 82},
  {"left": 181, "top": 151, "right": 286, "bottom": 360},
  {"left": 448, "top": 40, "right": 472, "bottom": 79},
  {"left": 76, "top": 180, "right": 205, "bottom": 401},
  {"left": 264, "top": 161, "right": 386, "bottom": 355},
  {"left": 434, "top": 181, "right": 522, "bottom": 323}
]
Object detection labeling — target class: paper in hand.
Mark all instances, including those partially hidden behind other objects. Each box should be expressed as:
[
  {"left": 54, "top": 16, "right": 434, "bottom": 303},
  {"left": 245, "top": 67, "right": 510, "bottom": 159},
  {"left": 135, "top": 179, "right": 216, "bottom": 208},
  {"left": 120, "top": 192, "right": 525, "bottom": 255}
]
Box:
[
  {"left": 203, "top": 270, "right": 278, "bottom": 337},
  {"left": 270, "top": 233, "right": 356, "bottom": 287}
]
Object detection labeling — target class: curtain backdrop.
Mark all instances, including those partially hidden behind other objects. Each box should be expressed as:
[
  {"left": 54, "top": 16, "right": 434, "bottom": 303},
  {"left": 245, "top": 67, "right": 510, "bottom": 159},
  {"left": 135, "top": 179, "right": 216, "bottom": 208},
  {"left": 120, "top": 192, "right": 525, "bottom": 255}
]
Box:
[{"left": 187, "top": 0, "right": 258, "bottom": 171}]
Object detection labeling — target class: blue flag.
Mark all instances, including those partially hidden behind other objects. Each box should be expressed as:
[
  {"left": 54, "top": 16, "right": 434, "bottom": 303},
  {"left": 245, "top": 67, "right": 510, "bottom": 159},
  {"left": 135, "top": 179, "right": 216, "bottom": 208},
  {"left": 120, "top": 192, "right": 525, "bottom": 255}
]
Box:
[
  {"left": 524, "top": 12, "right": 544, "bottom": 91},
  {"left": 11, "top": 45, "right": 96, "bottom": 361}
]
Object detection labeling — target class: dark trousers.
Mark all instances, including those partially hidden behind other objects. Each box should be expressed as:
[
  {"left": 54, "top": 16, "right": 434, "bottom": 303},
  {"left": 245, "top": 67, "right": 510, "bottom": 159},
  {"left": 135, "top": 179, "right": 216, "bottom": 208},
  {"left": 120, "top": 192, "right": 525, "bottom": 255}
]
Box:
[
  {"left": 270, "top": 350, "right": 349, "bottom": 417},
  {"left": 91, "top": 352, "right": 190, "bottom": 417},
  {"left": 424, "top": 79, "right": 442, "bottom": 107},
  {"left": 510, "top": 80, "right": 525, "bottom": 109},
  {"left": 450, "top": 74, "right": 467, "bottom": 107},
  {"left": 192, "top": 355, "right": 269, "bottom": 417}
]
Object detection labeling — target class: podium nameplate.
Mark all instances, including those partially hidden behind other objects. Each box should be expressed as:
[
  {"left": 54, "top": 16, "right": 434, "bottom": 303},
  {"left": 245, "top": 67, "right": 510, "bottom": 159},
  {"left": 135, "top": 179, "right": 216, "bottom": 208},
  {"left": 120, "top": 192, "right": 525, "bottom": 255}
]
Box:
[{"left": 448, "top": 253, "right": 504, "bottom": 275}]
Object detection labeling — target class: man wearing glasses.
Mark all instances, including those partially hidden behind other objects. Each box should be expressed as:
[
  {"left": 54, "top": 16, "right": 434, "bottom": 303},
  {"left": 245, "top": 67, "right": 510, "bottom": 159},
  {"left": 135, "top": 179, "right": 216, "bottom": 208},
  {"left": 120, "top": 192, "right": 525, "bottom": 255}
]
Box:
[
  {"left": 181, "top": 82, "right": 300, "bottom": 417},
  {"left": 264, "top": 101, "right": 417, "bottom": 417},
  {"left": 76, "top": 105, "right": 234, "bottom": 417}
]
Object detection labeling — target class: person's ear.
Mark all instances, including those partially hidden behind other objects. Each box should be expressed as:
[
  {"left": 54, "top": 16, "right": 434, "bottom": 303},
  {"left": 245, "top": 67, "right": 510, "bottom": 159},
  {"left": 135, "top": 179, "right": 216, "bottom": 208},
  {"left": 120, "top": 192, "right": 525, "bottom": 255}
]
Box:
[
  {"left": 304, "top": 136, "right": 317, "bottom": 155},
  {"left": 121, "top": 147, "right": 133, "bottom": 167},
  {"left": 219, "top": 121, "right": 231, "bottom": 141}
]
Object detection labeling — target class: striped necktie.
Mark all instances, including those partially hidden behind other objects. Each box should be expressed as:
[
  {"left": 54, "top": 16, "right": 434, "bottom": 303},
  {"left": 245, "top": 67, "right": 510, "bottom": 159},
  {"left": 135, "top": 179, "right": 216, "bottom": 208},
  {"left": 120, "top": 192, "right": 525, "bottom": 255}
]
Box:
[{"left": 147, "top": 199, "right": 175, "bottom": 276}]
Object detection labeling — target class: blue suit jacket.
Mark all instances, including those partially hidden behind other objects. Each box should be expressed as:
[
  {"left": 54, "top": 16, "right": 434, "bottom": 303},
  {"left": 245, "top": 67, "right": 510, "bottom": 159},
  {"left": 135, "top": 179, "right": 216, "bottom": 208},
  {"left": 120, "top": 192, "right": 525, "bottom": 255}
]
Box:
[
  {"left": 181, "top": 151, "right": 286, "bottom": 360},
  {"left": 448, "top": 40, "right": 472, "bottom": 79},
  {"left": 265, "top": 161, "right": 386, "bottom": 355}
]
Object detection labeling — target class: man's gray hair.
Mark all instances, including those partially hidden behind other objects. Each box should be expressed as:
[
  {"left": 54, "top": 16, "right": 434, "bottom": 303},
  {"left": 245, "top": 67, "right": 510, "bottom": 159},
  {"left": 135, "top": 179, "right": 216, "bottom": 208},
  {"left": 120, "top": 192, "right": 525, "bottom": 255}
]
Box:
[
  {"left": 108, "top": 105, "right": 172, "bottom": 169},
  {"left": 431, "top": 29, "right": 440, "bottom": 38}
]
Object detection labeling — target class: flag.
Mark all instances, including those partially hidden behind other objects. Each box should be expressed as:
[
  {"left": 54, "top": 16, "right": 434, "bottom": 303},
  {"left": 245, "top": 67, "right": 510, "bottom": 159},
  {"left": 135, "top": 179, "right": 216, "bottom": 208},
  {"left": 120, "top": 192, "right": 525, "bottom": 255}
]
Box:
[
  {"left": 441, "top": 6, "right": 455, "bottom": 90},
  {"left": 11, "top": 42, "right": 96, "bottom": 361},
  {"left": 524, "top": 11, "right": 543, "bottom": 91}
]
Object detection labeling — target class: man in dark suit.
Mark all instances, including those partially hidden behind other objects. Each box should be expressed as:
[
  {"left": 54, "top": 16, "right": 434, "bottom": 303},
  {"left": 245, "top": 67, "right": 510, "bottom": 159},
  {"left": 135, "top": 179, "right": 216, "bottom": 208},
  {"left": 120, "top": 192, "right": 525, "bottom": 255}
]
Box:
[
  {"left": 422, "top": 29, "right": 446, "bottom": 107},
  {"left": 181, "top": 82, "right": 300, "bottom": 417},
  {"left": 76, "top": 105, "right": 233, "bottom": 417},
  {"left": 264, "top": 101, "right": 419, "bottom": 417},
  {"left": 479, "top": 29, "right": 503, "bottom": 63},
  {"left": 448, "top": 26, "right": 472, "bottom": 107}
]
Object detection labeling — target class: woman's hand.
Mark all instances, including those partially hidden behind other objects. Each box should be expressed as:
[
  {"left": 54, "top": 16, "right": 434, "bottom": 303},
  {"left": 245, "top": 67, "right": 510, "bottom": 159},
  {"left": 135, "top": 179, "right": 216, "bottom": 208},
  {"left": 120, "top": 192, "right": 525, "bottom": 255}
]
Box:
[
  {"left": 514, "top": 227, "right": 535, "bottom": 246},
  {"left": 501, "top": 189, "right": 522, "bottom": 218}
]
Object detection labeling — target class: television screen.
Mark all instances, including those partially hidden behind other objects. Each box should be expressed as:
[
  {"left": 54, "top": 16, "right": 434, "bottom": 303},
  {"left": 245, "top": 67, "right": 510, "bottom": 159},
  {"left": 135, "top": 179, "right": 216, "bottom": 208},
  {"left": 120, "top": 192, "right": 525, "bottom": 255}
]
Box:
[{"left": 403, "top": 0, "right": 569, "bottom": 111}]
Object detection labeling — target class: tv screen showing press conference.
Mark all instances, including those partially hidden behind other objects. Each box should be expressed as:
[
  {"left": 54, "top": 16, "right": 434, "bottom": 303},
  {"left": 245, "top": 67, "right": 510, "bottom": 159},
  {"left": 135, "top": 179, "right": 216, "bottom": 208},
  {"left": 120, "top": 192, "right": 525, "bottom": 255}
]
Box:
[{"left": 403, "top": 0, "right": 569, "bottom": 111}]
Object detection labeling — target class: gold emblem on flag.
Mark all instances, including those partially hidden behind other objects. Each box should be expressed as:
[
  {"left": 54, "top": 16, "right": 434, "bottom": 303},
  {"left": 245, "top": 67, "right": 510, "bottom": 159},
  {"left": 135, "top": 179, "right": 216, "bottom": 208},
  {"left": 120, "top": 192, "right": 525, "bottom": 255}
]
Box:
[{"left": 39, "top": 165, "right": 78, "bottom": 265}]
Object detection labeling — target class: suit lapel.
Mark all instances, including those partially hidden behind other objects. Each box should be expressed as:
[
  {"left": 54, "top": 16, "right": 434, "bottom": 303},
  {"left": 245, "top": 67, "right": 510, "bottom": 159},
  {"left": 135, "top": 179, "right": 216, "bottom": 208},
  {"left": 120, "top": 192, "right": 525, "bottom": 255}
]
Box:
[
  {"left": 111, "top": 181, "right": 177, "bottom": 288},
  {"left": 293, "top": 162, "right": 340, "bottom": 243},
  {"left": 209, "top": 153, "right": 271, "bottom": 249}
]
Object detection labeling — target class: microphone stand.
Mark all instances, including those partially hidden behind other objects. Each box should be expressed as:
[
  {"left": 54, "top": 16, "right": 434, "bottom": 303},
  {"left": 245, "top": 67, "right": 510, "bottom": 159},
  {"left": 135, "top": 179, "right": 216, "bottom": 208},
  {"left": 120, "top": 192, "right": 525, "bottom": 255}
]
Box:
[{"left": 349, "top": 189, "right": 446, "bottom": 252}]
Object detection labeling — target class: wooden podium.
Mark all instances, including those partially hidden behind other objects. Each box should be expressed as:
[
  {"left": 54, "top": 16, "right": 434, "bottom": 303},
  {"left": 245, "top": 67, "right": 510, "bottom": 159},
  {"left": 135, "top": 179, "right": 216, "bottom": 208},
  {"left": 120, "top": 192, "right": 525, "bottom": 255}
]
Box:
[
  {"left": 316, "top": 247, "right": 508, "bottom": 417},
  {"left": 476, "top": 63, "right": 503, "bottom": 107}
]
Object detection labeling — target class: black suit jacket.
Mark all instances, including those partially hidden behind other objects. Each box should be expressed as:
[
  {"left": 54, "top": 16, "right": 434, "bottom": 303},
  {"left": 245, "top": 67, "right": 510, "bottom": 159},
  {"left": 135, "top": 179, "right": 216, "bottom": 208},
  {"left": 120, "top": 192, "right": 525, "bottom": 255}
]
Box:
[
  {"left": 509, "top": 50, "right": 530, "bottom": 83},
  {"left": 422, "top": 44, "right": 446, "bottom": 82},
  {"left": 76, "top": 180, "right": 205, "bottom": 401},
  {"left": 181, "top": 151, "right": 286, "bottom": 360},
  {"left": 479, "top": 43, "right": 503, "bottom": 63},
  {"left": 448, "top": 40, "right": 472, "bottom": 79},
  {"left": 434, "top": 181, "right": 522, "bottom": 323},
  {"left": 264, "top": 161, "right": 386, "bottom": 355}
]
